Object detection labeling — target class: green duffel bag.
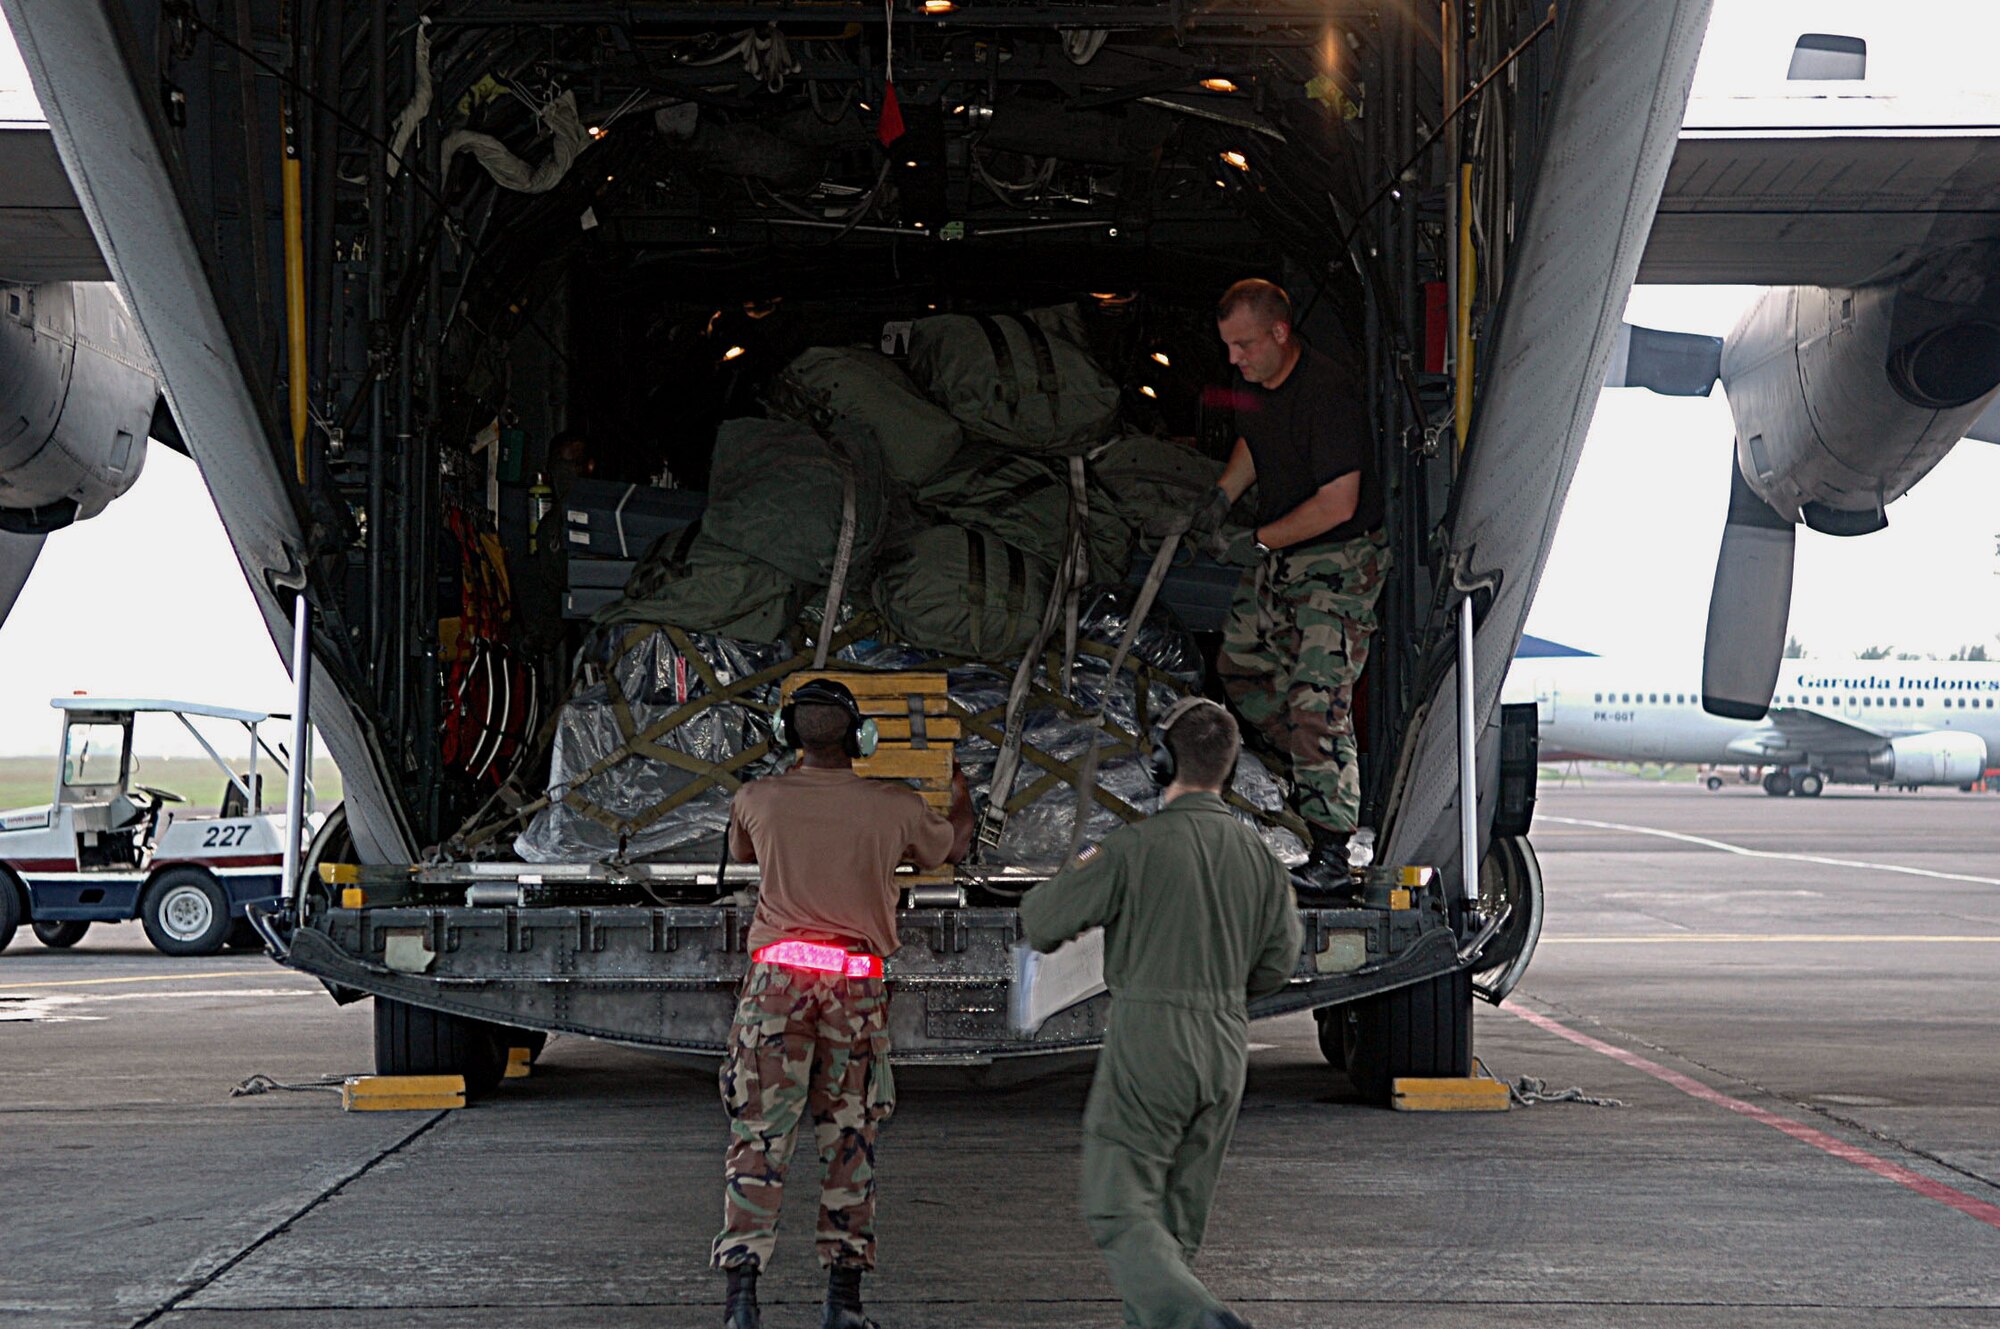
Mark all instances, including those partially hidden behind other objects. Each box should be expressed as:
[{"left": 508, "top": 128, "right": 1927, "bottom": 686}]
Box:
[
  {"left": 595, "top": 526, "right": 803, "bottom": 644},
  {"left": 701, "top": 417, "right": 887, "bottom": 585},
  {"left": 873, "top": 525, "right": 1052, "bottom": 659},
  {"left": 907, "top": 303, "right": 1121, "bottom": 456},
  {"left": 1088, "top": 434, "right": 1246, "bottom": 536},
  {"left": 769, "top": 346, "right": 964, "bottom": 487},
  {"left": 918, "top": 444, "right": 1134, "bottom": 582}
]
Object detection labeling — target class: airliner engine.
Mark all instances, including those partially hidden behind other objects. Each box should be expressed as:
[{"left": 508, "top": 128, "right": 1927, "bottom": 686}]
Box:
[
  {"left": 0, "top": 281, "right": 157, "bottom": 533},
  {"left": 1867, "top": 731, "right": 1988, "bottom": 786}
]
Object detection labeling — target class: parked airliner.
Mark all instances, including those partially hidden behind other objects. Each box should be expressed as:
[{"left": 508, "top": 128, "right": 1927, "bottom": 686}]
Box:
[{"left": 1504, "top": 638, "right": 1997, "bottom": 796}]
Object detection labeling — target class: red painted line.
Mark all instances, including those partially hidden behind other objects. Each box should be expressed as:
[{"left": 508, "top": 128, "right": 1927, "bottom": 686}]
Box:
[
  {"left": 3, "top": 858, "right": 77, "bottom": 872},
  {"left": 1504, "top": 1003, "right": 2000, "bottom": 1233},
  {"left": 152, "top": 854, "right": 285, "bottom": 869}
]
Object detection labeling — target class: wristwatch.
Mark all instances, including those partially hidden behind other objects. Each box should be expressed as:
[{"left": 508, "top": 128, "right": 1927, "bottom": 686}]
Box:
[{"left": 1253, "top": 537, "right": 1274, "bottom": 558}]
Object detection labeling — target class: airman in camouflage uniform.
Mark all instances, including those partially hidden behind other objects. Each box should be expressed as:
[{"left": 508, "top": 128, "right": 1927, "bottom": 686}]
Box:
[
  {"left": 1218, "top": 534, "right": 1389, "bottom": 835},
  {"left": 1208, "top": 278, "right": 1386, "bottom": 864},
  {"left": 710, "top": 677, "right": 973, "bottom": 1329}
]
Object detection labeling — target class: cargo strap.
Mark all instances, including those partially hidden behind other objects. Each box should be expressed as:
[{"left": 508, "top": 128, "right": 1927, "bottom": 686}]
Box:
[
  {"left": 813, "top": 433, "right": 863, "bottom": 670},
  {"left": 977, "top": 459, "right": 1089, "bottom": 849},
  {"left": 1063, "top": 529, "right": 1180, "bottom": 859}
]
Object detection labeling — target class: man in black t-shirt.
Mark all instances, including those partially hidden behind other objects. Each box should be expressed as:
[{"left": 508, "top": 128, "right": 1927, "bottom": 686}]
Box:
[{"left": 1187, "top": 278, "right": 1388, "bottom": 873}]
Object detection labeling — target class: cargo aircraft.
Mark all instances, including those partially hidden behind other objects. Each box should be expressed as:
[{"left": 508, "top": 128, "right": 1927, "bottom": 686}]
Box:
[
  {"left": 1504, "top": 641, "right": 2000, "bottom": 796},
  {"left": 0, "top": 0, "right": 1983, "bottom": 1094}
]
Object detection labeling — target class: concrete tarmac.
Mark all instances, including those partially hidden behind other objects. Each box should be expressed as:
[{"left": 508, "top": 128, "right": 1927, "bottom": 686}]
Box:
[{"left": 2, "top": 778, "right": 1996, "bottom": 1327}]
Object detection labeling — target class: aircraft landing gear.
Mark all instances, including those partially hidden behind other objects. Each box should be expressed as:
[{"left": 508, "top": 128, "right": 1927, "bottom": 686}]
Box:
[
  {"left": 1762, "top": 770, "right": 1792, "bottom": 797},
  {"left": 1794, "top": 770, "right": 1824, "bottom": 798},
  {"left": 1705, "top": 774, "right": 1725, "bottom": 791}
]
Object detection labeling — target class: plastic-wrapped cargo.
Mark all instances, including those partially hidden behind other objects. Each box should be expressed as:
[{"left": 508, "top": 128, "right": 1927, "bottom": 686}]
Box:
[
  {"left": 514, "top": 590, "right": 1307, "bottom": 872},
  {"left": 768, "top": 346, "right": 964, "bottom": 487},
  {"left": 514, "top": 631, "right": 787, "bottom": 863},
  {"left": 907, "top": 304, "right": 1121, "bottom": 455}
]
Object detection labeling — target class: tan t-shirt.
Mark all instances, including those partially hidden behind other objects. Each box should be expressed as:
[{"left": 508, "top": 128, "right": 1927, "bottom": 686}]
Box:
[{"left": 730, "top": 765, "right": 956, "bottom": 959}]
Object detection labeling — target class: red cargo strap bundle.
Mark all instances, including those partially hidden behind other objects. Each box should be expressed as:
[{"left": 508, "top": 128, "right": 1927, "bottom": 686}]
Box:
[{"left": 753, "top": 939, "right": 885, "bottom": 979}]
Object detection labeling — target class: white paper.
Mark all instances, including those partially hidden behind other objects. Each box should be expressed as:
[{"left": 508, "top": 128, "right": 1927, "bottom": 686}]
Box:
[{"left": 1010, "top": 928, "right": 1106, "bottom": 1035}]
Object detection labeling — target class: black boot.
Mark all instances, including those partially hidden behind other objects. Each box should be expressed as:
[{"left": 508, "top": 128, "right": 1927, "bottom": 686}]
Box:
[
  {"left": 1296, "top": 829, "right": 1356, "bottom": 898},
  {"left": 820, "top": 1264, "right": 879, "bottom": 1329},
  {"left": 722, "top": 1262, "right": 761, "bottom": 1329}
]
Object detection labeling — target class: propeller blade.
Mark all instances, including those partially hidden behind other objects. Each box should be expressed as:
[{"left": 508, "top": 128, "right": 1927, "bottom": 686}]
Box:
[
  {"left": 1604, "top": 322, "right": 1723, "bottom": 396},
  {"left": 1702, "top": 459, "right": 1795, "bottom": 720},
  {"left": 0, "top": 529, "right": 45, "bottom": 629}
]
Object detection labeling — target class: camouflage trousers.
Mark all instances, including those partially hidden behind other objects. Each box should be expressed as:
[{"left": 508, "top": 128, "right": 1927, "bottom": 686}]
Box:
[
  {"left": 711, "top": 961, "right": 896, "bottom": 1272},
  {"left": 1218, "top": 534, "right": 1388, "bottom": 835}
]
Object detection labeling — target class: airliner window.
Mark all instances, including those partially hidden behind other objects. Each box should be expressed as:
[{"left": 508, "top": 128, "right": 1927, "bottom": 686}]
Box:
[
  {"left": 1622, "top": 694, "right": 1631, "bottom": 703},
  {"left": 1787, "top": 33, "right": 1865, "bottom": 81},
  {"left": 1648, "top": 694, "right": 1657, "bottom": 704}
]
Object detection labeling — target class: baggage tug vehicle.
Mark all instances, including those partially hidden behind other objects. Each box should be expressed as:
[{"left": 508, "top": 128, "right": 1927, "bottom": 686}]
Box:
[
  {"left": 2, "top": 0, "right": 1714, "bottom": 1097},
  {"left": 0, "top": 698, "right": 319, "bottom": 955}
]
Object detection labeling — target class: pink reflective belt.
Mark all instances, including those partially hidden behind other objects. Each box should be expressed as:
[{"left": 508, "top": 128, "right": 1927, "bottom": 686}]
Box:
[{"left": 752, "top": 939, "right": 884, "bottom": 979}]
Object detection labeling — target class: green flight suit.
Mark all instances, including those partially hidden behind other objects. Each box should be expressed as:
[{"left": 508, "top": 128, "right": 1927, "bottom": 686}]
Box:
[{"left": 1019, "top": 792, "right": 1305, "bottom": 1329}]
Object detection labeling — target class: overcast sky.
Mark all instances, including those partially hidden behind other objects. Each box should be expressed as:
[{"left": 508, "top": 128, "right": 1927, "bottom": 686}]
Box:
[{"left": 4, "top": 2, "right": 1999, "bottom": 754}]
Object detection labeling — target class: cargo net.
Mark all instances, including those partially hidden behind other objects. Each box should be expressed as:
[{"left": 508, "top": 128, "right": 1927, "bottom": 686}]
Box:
[{"left": 486, "top": 589, "right": 1306, "bottom": 883}]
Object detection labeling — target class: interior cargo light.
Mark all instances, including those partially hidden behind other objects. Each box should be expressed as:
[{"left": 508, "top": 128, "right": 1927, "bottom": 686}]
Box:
[
  {"left": 1150, "top": 351, "right": 1171, "bottom": 367},
  {"left": 721, "top": 345, "right": 747, "bottom": 361},
  {"left": 1139, "top": 384, "right": 1159, "bottom": 399},
  {"left": 905, "top": 159, "right": 920, "bottom": 168},
  {"left": 858, "top": 101, "right": 873, "bottom": 112},
  {"left": 1220, "top": 150, "right": 1249, "bottom": 171},
  {"left": 588, "top": 125, "right": 608, "bottom": 140},
  {"left": 923, "top": 0, "right": 956, "bottom": 12},
  {"left": 1199, "top": 77, "right": 1238, "bottom": 93}
]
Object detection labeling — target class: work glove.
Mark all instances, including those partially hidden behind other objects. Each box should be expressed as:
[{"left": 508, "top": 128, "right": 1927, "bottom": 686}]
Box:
[
  {"left": 1143, "top": 485, "right": 1231, "bottom": 542},
  {"left": 1206, "top": 525, "right": 1263, "bottom": 567}
]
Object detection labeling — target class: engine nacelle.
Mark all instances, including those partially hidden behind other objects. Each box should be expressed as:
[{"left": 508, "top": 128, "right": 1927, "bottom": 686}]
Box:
[
  {"left": 1867, "top": 731, "right": 1989, "bottom": 786},
  {"left": 1720, "top": 250, "right": 2000, "bottom": 531},
  {"left": 0, "top": 281, "right": 156, "bottom": 534}
]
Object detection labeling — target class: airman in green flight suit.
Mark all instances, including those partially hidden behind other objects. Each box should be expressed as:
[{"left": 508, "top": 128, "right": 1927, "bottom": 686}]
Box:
[{"left": 1020, "top": 697, "right": 1304, "bottom": 1329}]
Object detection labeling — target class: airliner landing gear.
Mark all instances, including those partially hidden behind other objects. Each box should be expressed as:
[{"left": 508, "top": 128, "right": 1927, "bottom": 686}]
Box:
[
  {"left": 1762, "top": 770, "right": 1792, "bottom": 797},
  {"left": 1794, "top": 771, "right": 1824, "bottom": 798}
]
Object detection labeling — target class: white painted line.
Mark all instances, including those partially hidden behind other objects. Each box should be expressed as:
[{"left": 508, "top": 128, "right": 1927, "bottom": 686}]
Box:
[
  {"left": 1538, "top": 814, "right": 2000, "bottom": 887},
  {"left": 0, "top": 969, "right": 281, "bottom": 991}
]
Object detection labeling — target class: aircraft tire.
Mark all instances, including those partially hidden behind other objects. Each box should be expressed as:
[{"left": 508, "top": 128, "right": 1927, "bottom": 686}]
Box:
[
  {"left": 374, "top": 995, "right": 509, "bottom": 1097},
  {"left": 140, "top": 868, "right": 232, "bottom": 956},
  {"left": 0, "top": 866, "right": 23, "bottom": 952},
  {"left": 1794, "top": 772, "right": 1825, "bottom": 798},
  {"left": 1762, "top": 770, "right": 1792, "bottom": 797},
  {"left": 1341, "top": 968, "right": 1474, "bottom": 1106},
  {"left": 1313, "top": 1006, "right": 1348, "bottom": 1069},
  {"left": 31, "top": 920, "right": 89, "bottom": 948},
  {"left": 1705, "top": 774, "right": 1725, "bottom": 791}
]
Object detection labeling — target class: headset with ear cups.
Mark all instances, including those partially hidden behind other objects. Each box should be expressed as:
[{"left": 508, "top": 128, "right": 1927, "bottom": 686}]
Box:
[
  {"left": 1147, "top": 695, "right": 1239, "bottom": 789},
  {"left": 775, "top": 677, "right": 880, "bottom": 758}
]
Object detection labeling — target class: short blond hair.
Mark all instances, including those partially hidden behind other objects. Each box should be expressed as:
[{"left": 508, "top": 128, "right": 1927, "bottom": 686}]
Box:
[{"left": 1216, "top": 278, "right": 1292, "bottom": 328}]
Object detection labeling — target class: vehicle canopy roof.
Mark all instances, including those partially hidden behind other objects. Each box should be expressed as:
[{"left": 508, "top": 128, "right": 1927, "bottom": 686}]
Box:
[{"left": 50, "top": 697, "right": 286, "bottom": 725}]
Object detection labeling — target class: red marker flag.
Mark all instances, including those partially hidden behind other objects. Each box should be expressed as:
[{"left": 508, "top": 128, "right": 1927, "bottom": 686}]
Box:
[{"left": 878, "top": 79, "right": 906, "bottom": 146}]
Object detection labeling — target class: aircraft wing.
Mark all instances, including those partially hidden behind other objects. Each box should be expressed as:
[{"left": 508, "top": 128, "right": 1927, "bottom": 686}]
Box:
[
  {"left": 0, "top": 122, "right": 109, "bottom": 282},
  {"left": 1641, "top": 117, "right": 2000, "bottom": 286},
  {"left": 1736, "top": 706, "right": 1892, "bottom": 757},
  {"left": 0, "top": 529, "right": 41, "bottom": 626}
]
